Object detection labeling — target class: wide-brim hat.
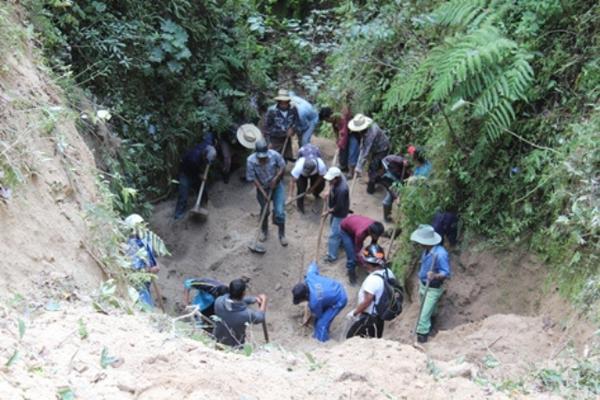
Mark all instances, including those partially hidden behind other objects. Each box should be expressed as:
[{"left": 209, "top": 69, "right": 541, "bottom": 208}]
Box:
[
  {"left": 348, "top": 113, "right": 373, "bottom": 132},
  {"left": 236, "top": 124, "right": 263, "bottom": 149},
  {"left": 324, "top": 166, "right": 342, "bottom": 181},
  {"left": 274, "top": 89, "right": 291, "bottom": 102},
  {"left": 410, "top": 224, "right": 442, "bottom": 246}
]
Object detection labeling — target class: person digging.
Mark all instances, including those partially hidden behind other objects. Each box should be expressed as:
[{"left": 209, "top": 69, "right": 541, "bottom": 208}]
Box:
[
  {"left": 322, "top": 167, "right": 350, "bottom": 264},
  {"left": 345, "top": 244, "right": 395, "bottom": 339},
  {"left": 410, "top": 224, "right": 452, "bottom": 343},
  {"left": 348, "top": 113, "right": 390, "bottom": 194},
  {"left": 213, "top": 278, "right": 268, "bottom": 348},
  {"left": 292, "top": 261, "right": 347, "bottom": 342},
  {"left": 288, "top": 154, "right": 326, "bottom": 214},
  {"left": 264, "top": 89, "right": 299, "bottom": 162},
  {"left": 246, "top": 138, "right": 288, "bottom": 246},
  {"left": 339, "top": 214, "right": 385, "bottom": 285}
]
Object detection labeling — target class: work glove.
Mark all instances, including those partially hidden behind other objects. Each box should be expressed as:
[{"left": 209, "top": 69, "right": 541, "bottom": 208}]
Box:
[{"left": 345, "top": 310, "right": 359, "bottom": 322}]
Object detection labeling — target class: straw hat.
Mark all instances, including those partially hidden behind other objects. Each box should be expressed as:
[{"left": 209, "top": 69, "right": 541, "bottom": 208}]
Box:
[
  {"left": 274, "top": 89, "right": 291, "bottom": 102},
  {"left": 236, "top": 124, "right": 263, "bottom": 149},
  {"left": 348, "top": 113, "right": 373, "bottom": 132},
  {"left": 410, "top": 224, "right": 442, "bottom": 246}
]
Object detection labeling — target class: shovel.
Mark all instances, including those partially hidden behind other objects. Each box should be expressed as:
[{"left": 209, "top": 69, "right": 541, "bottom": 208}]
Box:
[
  {"left": 189, "top": 165, "right": 210, "bottom": 220},
  {"left": 248, "top": 188, "right": 274, "bottom": 254}
]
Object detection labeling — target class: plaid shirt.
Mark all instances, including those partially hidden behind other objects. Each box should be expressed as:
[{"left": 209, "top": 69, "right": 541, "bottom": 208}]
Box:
[
  {"left": 246, "top": 150, "right": 286, "bottom": 187},
  {"left": 265, "top": 105, "right": 299, "bottom": 140},
  {"left": 357, "top": 123, "right": 390, "bottom": 171}
]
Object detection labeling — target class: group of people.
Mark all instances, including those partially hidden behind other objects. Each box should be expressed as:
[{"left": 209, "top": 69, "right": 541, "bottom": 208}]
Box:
[{"left": 127, "top": 89, "right": 457, "bottom": 348}]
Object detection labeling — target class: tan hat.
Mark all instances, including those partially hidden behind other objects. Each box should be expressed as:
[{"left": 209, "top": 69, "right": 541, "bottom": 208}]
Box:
[
  {"left": 348, "top": 113, "right": 373, "bottom": 132},
  {"left": 274, "top": 89, "right": 291, "bottom": 102},
  {"left": 236, "top": 124, "right": 264, "bottom": 149}
]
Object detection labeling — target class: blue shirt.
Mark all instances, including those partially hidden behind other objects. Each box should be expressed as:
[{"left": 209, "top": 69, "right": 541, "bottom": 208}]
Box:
[
  {"left": 127, "top": 236, "right": 157, "bottom": 270},
  {"left": 290, "top": 94, "right": 319, "bottom": 135},
  {"left": 414, "top": 161, "right": 432, "bottom": 178},
  {"left": 305, "top": 262, "right": 347, "bottom": 319},
  {"left": 418, "top": 245, "right": 451, "bottom": 284}
]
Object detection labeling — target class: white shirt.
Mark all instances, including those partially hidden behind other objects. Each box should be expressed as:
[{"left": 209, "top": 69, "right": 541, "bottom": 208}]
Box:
[
  {"left": 357, "top": 268, "right": 396, "bottom": 315},
  {"left": 290, "top": 157, "right": 327, "bottom": 179}
]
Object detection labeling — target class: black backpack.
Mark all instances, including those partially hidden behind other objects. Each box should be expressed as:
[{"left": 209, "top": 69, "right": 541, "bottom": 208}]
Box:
[{"left": 374, "top": 269, "right": 404, "bottom": 321}]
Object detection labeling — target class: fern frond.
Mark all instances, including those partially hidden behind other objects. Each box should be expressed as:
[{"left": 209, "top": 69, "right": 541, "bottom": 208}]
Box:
[{"left": 433, "top": 0, "right": 490, "bottom": 29}]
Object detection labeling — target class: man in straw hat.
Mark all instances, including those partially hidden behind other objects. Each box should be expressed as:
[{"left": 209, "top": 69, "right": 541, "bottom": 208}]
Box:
[
  {"left": 292, "top": 261, "right": 347, "bottom": 342},
  {"left": 246, "top": 138, "right": 289, "bottom": 246},
  {"left": 410, "top": 224, "right": 452, "bottom": 343},
  {"left": 348, "top": 113, "right": 390, "bottom": 194},
  {"left": 264, "top": 89, "right": 299, "bottom": 162}
]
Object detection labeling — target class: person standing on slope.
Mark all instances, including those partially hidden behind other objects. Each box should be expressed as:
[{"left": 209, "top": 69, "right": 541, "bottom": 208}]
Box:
[
  {"left": 410, "top": 224, "right": 452, "bottom": 343},
  {"left": 322, "top": 167, "right": 350, "bottom": 264},
  {"left": 292, "top": 261, "right": 348, "bottom": 342},
  {"left": 246, "top": 138, "right": 288, "bottom": 246},
  {"left": 264, "top": 89, "right": 299, "bottom": 162}
]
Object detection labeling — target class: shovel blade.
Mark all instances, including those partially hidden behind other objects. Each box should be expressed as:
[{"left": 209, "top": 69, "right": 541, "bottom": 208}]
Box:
[
  {"left": 248, "top": 243, "right": 267, "bottom": 254},
  {"left": 189, "top": 207, "right": 209, "bottom": 221}
]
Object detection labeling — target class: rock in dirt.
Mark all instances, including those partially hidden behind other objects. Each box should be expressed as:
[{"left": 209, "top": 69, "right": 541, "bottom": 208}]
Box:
[{"left": 336, "top": 371, "right": 368, "bottom": 383}]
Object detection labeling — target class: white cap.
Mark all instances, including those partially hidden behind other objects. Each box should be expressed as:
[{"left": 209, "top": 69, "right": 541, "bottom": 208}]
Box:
[
  {"left": 324, "top": 167, "right": 342, "bottom": 181},
  {"left": 125, "top": 214, "right": 144, "bottom": 229}
]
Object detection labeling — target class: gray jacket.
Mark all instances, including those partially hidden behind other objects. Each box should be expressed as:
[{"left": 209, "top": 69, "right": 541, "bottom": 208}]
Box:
[{"left": 213, "top": 294, "right": 265, "bottom": 347}]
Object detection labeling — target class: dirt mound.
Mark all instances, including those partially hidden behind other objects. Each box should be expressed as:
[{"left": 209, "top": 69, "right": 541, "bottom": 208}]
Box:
[
  {"left": 0, "top": 19, "right": 102, "bottom": 296},
  {"left": 0, "top": 297, "right": 513, "bottom": 400}
]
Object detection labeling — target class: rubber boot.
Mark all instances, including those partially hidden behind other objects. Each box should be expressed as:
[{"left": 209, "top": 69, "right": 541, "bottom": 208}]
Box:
[
  {"left": 297, "top": 199, "right": 305, "bottom": 214},
  {"left": 278, "top": 223, "right": 288, "bottom": 247},
  {"left": 383, "top": 204, "right": 392, "bottom": 223},
  {"left": 347, "top": 166, "right": 355, "bottom": 180},
  {"left": 366, "top": 180, "right": 376, "bottom": 194},
  {"left": 347, "top": 269, "right": 357, "bottom": 286},
  {"left": 259, "top": 215, "right": 268, "bottom": 242}
]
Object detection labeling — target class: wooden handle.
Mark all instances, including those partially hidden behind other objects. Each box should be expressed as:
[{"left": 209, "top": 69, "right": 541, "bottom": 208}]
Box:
[{"left": 193, "top": 165, "right": 211, "bottom": 209}]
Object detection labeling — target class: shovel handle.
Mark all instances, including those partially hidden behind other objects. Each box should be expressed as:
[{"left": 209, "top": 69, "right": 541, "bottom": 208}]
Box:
[
  {"left": 262, "top": 320, "right": 270, "bottom": 343},
  {"left": 193, "top": 165, "right": 210, "bottom": 210}
]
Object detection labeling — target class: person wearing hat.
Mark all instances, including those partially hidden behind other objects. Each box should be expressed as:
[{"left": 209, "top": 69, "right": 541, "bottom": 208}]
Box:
[
  {"left": 246, "top": 138, "right": 288, "bottom": 246},
  {"left": 340, "top": 215, "right": 385, "bottom": 285},
  {"left": 264, "top": 89, "right": 299, "bottom": 162},
  {"left": 290, "top": 92, "right": 319, "bottom": 146},
  {"left": 213, "top": 278, "right": 268, "bottom": 348},
  {"left": 125, "top": 214, "right": 160, "bottom": 307},
  {"left": 345, "top": 244, "right": 395, "bottom": 339},
  {"left": 348, "top": 113, "right": 390, "bottom": 194},
  {"left": 288, "top": 152, "right": 327, "bottom": 213},
  {"left": 292, "top": 261, "right": 347, "bottom": 342},
  {"left": 410, "top": 224, "right": 452, "bottom": 343},
  {"left": 322, "top": 167, "right": 350, "bottom": 264},
  {"left": 174, "top": 133, "right": 218, "bottom": 220}
]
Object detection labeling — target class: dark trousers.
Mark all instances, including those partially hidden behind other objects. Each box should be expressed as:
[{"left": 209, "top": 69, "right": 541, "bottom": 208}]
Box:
[
  {"left": 338, "top": 144, "right": 349, "bottom": 171},
  {"left": 368, "top": 150, "right": 389, "bottom": 183},
  {"left": 346, "top": 313, "right": 384, "bottom": 339},
  {"left": 174, "top": 172, "right": 207, "bottom": 219},
  {"left": 296, "top": 174, "right": 325, "bottom": 210}
]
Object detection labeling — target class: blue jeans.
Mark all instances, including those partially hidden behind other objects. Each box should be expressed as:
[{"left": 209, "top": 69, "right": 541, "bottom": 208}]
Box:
[
  {"left": 174, "top": 173, "right": 205, "bottom": 220},
  {"left": 257, "top": 182, "right": 285, "bottom": 225},
  {"left": 348, "top": 135, "right": 360, "bottom": 167},
  {"left": 340, "top": 229, "right": 356, "bottom": 272},
  {"left": 327, "top": 216, "right": 343, "bottom": 260},
  {"left": 313, "top": 294, "right": 347, "bottom": 342},
  {"left": 383, "top": 189, "right": 396, "bottom": 206},
  {"left": 299, "top": 118, "right": 318, "bottom": 146}
]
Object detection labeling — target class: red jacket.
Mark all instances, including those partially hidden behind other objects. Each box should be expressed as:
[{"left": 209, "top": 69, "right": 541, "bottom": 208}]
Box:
[{"left": 341, "top": 215, "right": 375, "bottom": 254}]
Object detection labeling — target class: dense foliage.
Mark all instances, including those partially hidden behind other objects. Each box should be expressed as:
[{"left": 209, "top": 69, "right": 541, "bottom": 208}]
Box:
[{"left": 24, "top": 1, "right": 599, "bottom": 308}]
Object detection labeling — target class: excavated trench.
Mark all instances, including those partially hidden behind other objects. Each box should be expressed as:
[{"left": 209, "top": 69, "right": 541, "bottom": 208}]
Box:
[{"left": 149, "top": 137, "right": 591, "bottom": 362}]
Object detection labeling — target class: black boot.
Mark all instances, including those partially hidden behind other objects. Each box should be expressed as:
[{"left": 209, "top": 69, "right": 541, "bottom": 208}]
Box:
[
  {"left": 417, "top": 334, "right": 428, "bottom": 343},
  {"left": 278, "top": 223, "right": 288, "bottom": 247},
  {"left": 383, "top": 204, "right": 392, "bottom": 223},
  {"left": 297, "top": 199, "right": 305, "bottom": 214},
  {"left": 347, "top": 269, "right": 357, "bottom": 286},
  {"left": 367, "top": 181, "right": 376, "bottom": 194}
]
